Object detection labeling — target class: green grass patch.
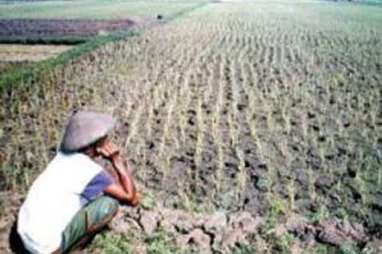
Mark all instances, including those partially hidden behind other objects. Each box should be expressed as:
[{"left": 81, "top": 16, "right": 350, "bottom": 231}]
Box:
[
  {"left": 0, "top": 36, "right": 88, "bottom": 45},
  {"left": 146, "top": 230, "right": 179, "bottom": 254},
  {"left": 91, "top": 232, "right": 134, "bottom": 254}
]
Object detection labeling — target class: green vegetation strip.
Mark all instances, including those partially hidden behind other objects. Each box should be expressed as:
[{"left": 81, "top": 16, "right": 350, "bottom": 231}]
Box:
[
  {"left": 0, "top": 1, "right": 209, "bottom": 91},
  {"left": 163, "top": 1, "right": 208, "bottom": 23},
  {"left": 0, "top": 35, "right": 91, "bottom": 45}
]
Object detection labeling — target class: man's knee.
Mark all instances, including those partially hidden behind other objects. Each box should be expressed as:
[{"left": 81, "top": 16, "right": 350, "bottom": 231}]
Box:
[
  {"left": 86, "top": 196, "right": 119, "bottom": 233},
  {"left": 97, "top": 196, "right": 119, "bottom": 218}
]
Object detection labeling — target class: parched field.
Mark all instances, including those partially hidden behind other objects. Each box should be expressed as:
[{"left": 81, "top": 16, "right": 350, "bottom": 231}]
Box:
[
  {"left": 0, "top": 44, "right": 71, "bottom": 79},
  {"left": 0, "top": 44, "right": 71, "bottom": 62},
  {"left": 1, "top": 0, "right": 382, "bottom": 253}
]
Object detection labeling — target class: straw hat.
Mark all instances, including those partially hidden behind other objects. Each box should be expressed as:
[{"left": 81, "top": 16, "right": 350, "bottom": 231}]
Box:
[{"left": 60, "top": 111, "right": 116, "bottom": 153}]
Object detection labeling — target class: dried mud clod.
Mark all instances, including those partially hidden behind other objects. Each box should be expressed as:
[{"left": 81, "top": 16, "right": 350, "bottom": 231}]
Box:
[
  {"left": 108, "top": 206, "right": 260, "bottom": 253},
  {"left": 104, "top": 206, "right": 377, "bottom": 254},
  {"left": 316, "top": 219, "right": 367, "bottom": 247}
]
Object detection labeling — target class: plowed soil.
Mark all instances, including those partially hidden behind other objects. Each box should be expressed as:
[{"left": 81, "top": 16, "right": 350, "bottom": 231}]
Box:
[{"left": 0, "top": 19, "right": 135, "bottom": 38}]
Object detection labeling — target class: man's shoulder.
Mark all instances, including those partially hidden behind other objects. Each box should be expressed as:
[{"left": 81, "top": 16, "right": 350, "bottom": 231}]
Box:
[
  {"left": 28, "top": 152, "right": 104, "bottom": 197},
  {"left": 52, "top": 152, "right": 104, "bottom": 176},
  {"left": 53, "top": 152, "right": 98, "bottom": 168}
]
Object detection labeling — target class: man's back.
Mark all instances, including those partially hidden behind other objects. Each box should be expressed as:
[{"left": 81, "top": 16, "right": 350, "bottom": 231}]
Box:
[{"left": 17, "top": 152, "right": 105, "bottom": 253}]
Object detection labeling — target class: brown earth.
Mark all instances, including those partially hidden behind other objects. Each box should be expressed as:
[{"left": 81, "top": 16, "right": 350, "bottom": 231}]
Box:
[
  {"left": 0, "top": 19, "right": 135, "bottom": 39},
  {"left": 0, "top": 44, "right": 71, "bottom": 63}
]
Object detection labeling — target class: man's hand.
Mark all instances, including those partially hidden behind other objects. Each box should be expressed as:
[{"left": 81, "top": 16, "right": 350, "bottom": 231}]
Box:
[
  {"left": 104, "top": 184, "right": 140, "bottom": 207},
  {"left": 97, "top": 138, "right": 120, "bottom": 160},
  {"left": 97, "top": 137, "right": 138, "bottom": 206}
]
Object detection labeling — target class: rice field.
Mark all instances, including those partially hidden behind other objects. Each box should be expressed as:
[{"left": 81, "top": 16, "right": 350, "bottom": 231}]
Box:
[
  {"left": 0, "top": 0, "right": 203, "bottom": 20},
  {"left": 1, "top": 0, "right": 382, "bottom": 253}
]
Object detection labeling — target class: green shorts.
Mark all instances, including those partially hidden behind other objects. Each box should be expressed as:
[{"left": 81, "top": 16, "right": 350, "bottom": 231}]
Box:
[{"left": 60, "top": 196, "right": 119, "bottom": 253}]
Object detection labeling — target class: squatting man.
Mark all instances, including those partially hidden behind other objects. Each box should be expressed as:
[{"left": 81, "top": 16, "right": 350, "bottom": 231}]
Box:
[{"left": 17, "top": 111, "right": 140, "bottom": 253}]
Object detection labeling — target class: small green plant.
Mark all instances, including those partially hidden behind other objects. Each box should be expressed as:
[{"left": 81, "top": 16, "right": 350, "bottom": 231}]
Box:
[
  {"left": 303, "top": 244, "right": 328, "bottom": 254},
  {"left": 228, "top": 111, "right": 239, "bottom": 147},
  {"left": 230, "top": 243, "right": 257, "bottom": 254},
  {"left": 194, "top": 96, "right": 204, "bottom": 169},
  {"left": 0, "top": 198, "right": 4, "bottom": 217},
  {"left": 308, "top": 203, "right": 331, "bottom": 223},
  {"left": 256, "top": 177, "right": 272, "bottom": 192},
  {"left": 236, "top": 147, "right": 247, "bottom": 194},
  {"left": 261, "top": 195, "right": 287, "bottom": 234},
  {"left": 141, "top": 191, "right": 156, "bottom": 210},
  {"left": 90, "top": 232, "right": 133, "bottom": 254},
  {"left": 287, "top": 177, "right": 296, "bottom": 211},
  {"left": 146, "top": 230, "right": 178, "bottom": 254},
  {"left": 273, "top": 232, "right": 294, "bottom": 253},
  {"left": 339, "top": 242, "right": 361, "bottom": 254},
  {"left": 215, "top": 141, "right": 224, "bottom": 192}
]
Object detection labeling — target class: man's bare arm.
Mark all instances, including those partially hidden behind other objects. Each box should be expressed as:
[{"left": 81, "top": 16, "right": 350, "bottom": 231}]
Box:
[
  {"left": 104, "top": 183, "right": 139, "bottom": 206},
  {"left": 111, "top": 156, "right": 137, "bottom": 200}
]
